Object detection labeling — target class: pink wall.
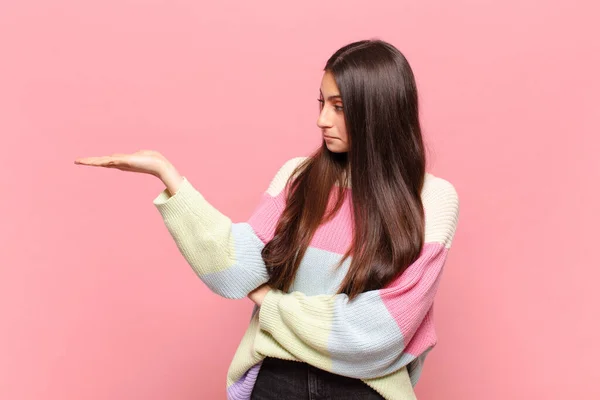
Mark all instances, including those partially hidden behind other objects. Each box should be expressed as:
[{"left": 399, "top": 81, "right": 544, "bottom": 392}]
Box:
[{"left": 1, "top": 0, "right": 597, "bottom": 399}]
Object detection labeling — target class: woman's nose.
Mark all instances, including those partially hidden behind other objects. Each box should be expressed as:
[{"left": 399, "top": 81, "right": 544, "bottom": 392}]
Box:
[{"left": 316, "top": 109, "right": 332, "bottom": 129}]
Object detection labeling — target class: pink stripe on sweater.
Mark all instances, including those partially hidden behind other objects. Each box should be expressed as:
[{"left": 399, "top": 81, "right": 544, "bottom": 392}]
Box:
[
  {"left": 311, "top": 188, "right": 354, "bottom": 254},
  {"left": 247, "top": 192, "right": 286, "bottom": 243},
  {"left": 248, "top": 189, "right": 355, "bottom": 254},
  {"left": 379, "top": 242, "right": 447, "bottom": 355},
  {"left": 403, "top": 306, "right": 437, "bottom": 356}
]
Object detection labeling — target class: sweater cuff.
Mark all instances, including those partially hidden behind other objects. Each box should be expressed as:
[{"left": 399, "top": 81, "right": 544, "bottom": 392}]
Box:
[
  {"left": 258, "top": 289, "right": 285, "bottom": 334},
  {"left": 152, "top": 177, "right": 207, "bottom": 220}
]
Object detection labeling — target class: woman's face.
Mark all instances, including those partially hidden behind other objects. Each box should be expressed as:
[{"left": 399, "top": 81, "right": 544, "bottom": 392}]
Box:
[{"left": 317, "top": 71, "right": 349, "bottom": 153}]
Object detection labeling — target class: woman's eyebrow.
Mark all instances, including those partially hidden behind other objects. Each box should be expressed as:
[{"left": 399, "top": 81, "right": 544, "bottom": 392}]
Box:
[{"left": 319, "top": 90, "right": 342, "bottom": 101}]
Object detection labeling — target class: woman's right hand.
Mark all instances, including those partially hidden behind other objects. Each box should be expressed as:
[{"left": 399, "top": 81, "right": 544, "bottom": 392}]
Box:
[
  {"left": 75, "top": 150, "right": 185, "bottom": 195},
  {"left": 74, "top": 150, "right": 172, "bottom": 177}
]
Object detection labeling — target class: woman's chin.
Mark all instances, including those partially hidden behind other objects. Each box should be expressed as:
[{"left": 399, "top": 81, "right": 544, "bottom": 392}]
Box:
[{"left": 325, "top": 143, "right": 348, "bottom": 153}]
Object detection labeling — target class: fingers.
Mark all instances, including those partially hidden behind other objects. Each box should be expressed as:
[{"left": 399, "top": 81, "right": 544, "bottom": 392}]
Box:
[
  {"left": 74, "top": 155, "right": 124, "bottom": 167},
  {"left": 74, "top": 156, "right": 103, "bottom": 166}
]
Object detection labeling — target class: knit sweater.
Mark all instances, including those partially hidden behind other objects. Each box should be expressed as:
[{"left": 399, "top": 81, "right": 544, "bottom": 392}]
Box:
[{"left": 152, "top": 156, "right": 460, "bottom": 400}]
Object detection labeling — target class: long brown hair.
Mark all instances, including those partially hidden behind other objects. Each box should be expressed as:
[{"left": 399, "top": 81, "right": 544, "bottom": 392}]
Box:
[{"left": 262, "top": 39, "right": 427, "bottom": 300}]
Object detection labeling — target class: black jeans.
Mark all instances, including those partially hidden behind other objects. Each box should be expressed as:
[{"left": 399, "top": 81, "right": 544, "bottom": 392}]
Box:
[{"left": 250, "top": 357, "right": 385, "bottom": 400}]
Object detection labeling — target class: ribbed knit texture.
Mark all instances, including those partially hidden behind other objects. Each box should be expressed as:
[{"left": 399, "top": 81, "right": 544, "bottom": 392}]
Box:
[{"left": 153, "top": 157, "right": 460, "bottom": 400}]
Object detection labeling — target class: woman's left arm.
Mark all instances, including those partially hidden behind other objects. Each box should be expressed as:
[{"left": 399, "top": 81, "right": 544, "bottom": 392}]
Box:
[{"left": 252, "top": 180, "right": 459, "bottom": 380}]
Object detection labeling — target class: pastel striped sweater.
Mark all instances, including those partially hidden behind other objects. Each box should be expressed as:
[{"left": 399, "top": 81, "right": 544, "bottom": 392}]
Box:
[{"left": 153, "top": 156, "right": 460, "bottom": 400}]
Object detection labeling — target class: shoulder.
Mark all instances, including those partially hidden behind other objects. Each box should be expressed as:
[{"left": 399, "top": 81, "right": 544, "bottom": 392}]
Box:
[
  {"left": 422, "top": 173, "right": 460, "bottom": 247},
  {"left": 266, "top": 156, "right": 310, "bottom": 196}
]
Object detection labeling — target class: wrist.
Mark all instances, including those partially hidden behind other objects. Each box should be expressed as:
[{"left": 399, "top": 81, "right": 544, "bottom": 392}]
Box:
[
  {"left": 249, "top": 284, "right": 271, "bottom": 306},
  {"left": 158, "top": 163, "right": 184, "bottom": 195},
  {"left": 156, "top": 160, "right": 175, "bottom": 177}
]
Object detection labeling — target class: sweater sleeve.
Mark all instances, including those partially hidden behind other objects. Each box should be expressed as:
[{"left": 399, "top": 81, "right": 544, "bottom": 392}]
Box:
[
  {"left": 152, "top": 157, "right": 306, "bottom": 299},
  {"left": 255, "top": 178, "right": 459, "bottom": 379}
]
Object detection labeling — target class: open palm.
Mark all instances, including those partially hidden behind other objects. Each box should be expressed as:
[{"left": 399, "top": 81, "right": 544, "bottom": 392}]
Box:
[{"left": 74, "top": 150, "right": 170, "bottom": 177}]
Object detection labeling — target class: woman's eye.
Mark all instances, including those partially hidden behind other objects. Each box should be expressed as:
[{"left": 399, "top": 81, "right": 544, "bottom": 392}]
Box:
[{"left": 317, "top": 98, "right": 342, "bottom": 112}]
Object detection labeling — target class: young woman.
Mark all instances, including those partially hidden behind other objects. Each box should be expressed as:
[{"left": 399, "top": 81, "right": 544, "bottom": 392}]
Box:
[{"left": 75, "top": 39, "right": 460, "bottom": 400}]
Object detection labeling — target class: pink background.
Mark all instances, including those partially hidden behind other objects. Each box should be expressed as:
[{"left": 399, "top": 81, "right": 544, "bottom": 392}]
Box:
[{"left": 1, "top": 0, "right": 598, "bottom": 399}]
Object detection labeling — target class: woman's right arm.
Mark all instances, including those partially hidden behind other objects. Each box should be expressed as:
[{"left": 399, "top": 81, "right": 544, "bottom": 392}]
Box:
[{"left": 153, "top": 157, "right": 306, "bottom": 299}]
